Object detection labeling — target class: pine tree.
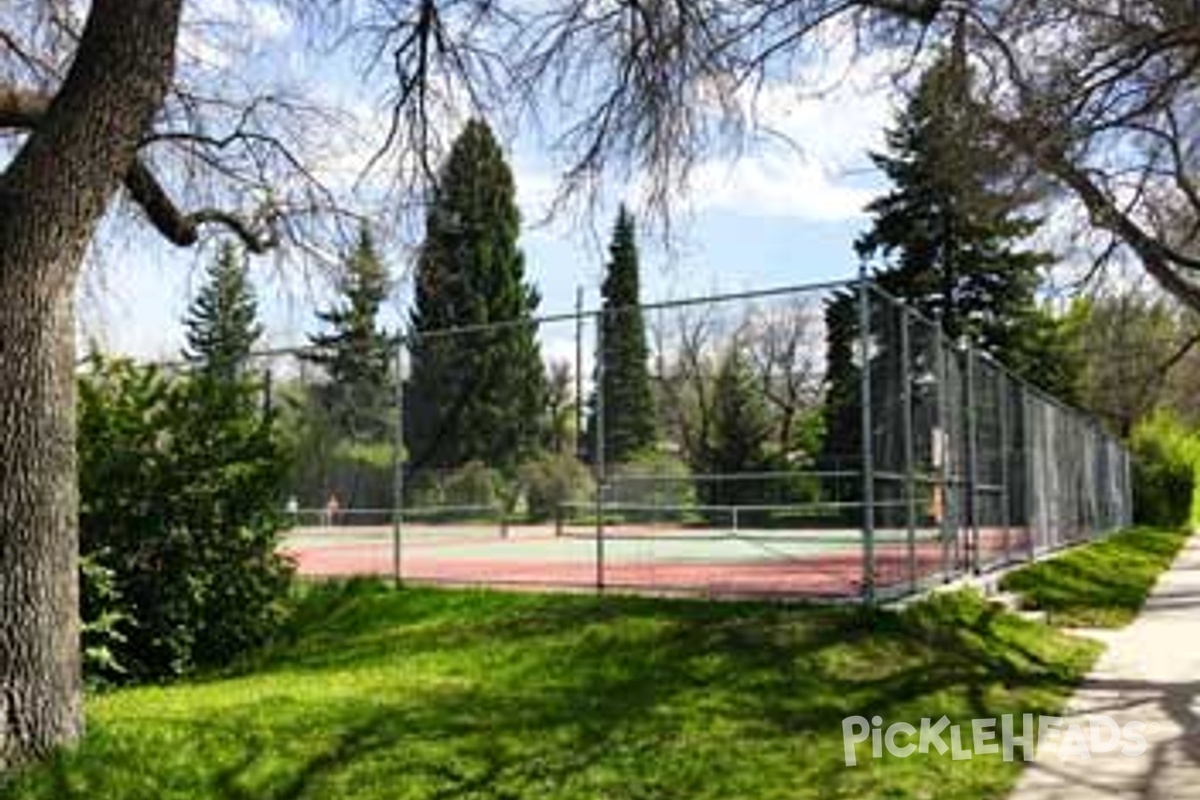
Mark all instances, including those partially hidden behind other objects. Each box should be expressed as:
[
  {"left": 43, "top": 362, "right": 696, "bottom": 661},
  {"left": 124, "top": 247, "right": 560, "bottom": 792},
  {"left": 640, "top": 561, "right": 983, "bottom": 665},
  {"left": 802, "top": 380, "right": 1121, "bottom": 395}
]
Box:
[
  {"left": 856, "top": 49, "right": 1052, "bottom": 366},
  {"left": 586, "top": 205, "right": 656, "bottom": 463},
  {"left": 822, "top": 48, "right": 1071, "bottom": 474},
  {"left": 307, "top": 225, "right": 394, "bottom": 440},
  {"left": 406, "top": 119, "right": 546, "bottom": 471},
  {"left": 183, "top": 241, "right": 263, "bottom": 381}
]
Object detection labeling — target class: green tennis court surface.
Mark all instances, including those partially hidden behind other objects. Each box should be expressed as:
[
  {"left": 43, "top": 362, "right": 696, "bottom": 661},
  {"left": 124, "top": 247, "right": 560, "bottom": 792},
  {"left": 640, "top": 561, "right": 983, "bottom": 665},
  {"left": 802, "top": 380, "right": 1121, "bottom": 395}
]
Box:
[{"left": 280, "top": 518, "right": 1029, "bottom": 598}]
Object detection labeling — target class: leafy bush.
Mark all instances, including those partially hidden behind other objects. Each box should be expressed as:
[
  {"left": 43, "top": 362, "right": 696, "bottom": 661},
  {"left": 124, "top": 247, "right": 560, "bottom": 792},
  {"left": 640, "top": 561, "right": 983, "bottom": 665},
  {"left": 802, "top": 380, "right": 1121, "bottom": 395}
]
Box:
[
  {"left": 80, "top": 551, "right": 129, "bottom": 687},
  {"left": 278, "top": 384, "right": 396, "bottom": 510},
  {"left": 1130, "top": 411, "right": 1200, "bottom": 527},
  {"left": 78, "top": 356, "right": 293, "bottom": 682},
  {"left": 441, "top": 460, "right": 506, "bottom": 508},
  {"left": 607, "top": 449, "right": 696, "bottom": 508},
  {"left": 518, "top": 453, "right": 595, "bottom": 521}
]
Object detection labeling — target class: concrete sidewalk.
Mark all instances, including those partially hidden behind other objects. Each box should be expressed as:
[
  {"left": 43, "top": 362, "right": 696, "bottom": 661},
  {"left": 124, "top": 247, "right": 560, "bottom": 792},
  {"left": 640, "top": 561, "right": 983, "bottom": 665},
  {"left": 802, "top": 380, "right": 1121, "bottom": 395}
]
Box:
[{"left": 1010, "top": 533, "right": 1200, "bottom": 799}]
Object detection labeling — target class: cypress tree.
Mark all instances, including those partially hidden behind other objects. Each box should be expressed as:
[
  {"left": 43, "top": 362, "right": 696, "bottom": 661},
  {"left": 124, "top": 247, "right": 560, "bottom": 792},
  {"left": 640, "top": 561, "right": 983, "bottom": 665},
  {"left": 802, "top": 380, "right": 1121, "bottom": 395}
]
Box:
[
  {"left": 183, "top": 241, "right": 263, "bottom": 381},
  {"left": 586, "top": 205, "right": 657, "bottom": 464},
  {"left": 406, "top": 119, "right": 546, "bottom": 471},
  {"left": 307, "top": 225, "right": 394, "bottom": 441}
]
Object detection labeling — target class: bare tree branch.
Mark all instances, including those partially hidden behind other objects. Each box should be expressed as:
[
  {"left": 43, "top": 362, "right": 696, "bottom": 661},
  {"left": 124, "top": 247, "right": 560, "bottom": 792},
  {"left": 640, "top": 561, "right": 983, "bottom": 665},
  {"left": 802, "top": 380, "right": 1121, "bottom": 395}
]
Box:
[{"left": 0, "top": 82, "right": 286, "bottom": 252}]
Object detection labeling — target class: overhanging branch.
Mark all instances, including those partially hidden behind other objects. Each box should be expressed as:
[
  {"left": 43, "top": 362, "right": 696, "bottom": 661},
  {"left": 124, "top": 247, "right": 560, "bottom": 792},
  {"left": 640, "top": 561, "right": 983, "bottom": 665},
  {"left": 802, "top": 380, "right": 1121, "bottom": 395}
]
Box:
[
  {"left": 1, "top": 82, "right": 279, "bottom": 253},
  {"left": 123, "top": 159, "right": 278, "bottom": 253}
]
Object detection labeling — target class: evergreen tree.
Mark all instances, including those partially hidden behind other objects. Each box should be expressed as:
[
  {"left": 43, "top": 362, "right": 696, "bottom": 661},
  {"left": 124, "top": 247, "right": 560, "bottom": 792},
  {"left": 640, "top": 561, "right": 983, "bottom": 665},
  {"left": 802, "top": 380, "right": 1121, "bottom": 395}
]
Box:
[
  {"left": 856, "top": 50, "right": 1052, "bottom": 367},
  {"left": 586, "top": 205, "right": 656, "bottom": 463},
  {"left": 183, "top": 242, "right": 262, "bottom": 381},
  {"left": 406, "top": 119, "right": 546, "bottom": 471},
  {"left": 823, "top": 49, "right": 1072, "bottom": 472},
  {"left": 307, "top": 225, "right": 394, "bottom": 441},
  {"left": 819, "top": 288, "right": 863, "bottom": 470}
]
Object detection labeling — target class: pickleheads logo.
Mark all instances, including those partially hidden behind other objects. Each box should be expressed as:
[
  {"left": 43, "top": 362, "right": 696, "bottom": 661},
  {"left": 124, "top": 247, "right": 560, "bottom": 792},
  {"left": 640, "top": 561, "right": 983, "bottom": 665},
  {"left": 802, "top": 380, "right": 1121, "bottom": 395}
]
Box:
[{"left": 842, "top": 714, "right": 1151, "bottom": 766}]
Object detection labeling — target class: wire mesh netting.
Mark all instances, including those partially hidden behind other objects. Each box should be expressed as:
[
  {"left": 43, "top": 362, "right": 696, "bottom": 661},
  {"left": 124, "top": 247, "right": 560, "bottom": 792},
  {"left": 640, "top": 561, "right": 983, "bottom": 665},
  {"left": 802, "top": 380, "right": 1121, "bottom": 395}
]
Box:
[{"left": 243, "top": 278, "right": 1132, "bottom": 602}]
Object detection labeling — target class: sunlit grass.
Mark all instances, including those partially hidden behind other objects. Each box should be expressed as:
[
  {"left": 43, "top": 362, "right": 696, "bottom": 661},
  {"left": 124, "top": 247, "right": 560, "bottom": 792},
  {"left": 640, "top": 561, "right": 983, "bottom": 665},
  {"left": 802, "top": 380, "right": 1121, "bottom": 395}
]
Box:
[
  {"left": 1001, "top": 527, "right": 1190, "bottom": 628},
  {"left": 1, "top": 583, "right": 1099, "bottom": 799}
]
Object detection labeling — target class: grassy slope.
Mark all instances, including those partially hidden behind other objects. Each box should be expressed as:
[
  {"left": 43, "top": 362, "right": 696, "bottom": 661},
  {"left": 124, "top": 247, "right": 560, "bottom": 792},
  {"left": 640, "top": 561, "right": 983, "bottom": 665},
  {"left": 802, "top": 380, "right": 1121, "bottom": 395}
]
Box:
[
  {"left": 2, "top": 586, "right": 1098, "bottom": 800},
  {"left": 1000, "top": 527, "right": 1191, "bottom": 628}
]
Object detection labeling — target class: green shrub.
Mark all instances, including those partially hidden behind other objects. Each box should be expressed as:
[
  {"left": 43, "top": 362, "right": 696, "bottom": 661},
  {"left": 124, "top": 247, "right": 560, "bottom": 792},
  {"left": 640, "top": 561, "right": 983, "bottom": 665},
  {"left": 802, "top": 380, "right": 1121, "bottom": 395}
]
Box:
[
  {"left": 1130, "top": 411, "right": 1200, "bottom": 527},
  {"left": 278, "top": 384, "right": 397, "bottom": 510},
  {"left": 607, "top": 449, "right": 696, "bottom": 508},
  {"left": 404, "top": 470, "right": 445, "bottom": 508},
  {"left": 442, "top": 460, "right": 505, "bottom": 508},
  {"left": 78, "top": 356, "right": 293, "bottom": 683},
  {"left": 80, "top": 551, "right": 129, "bottom": 687},
  {"left": 518, "top": 453, "right": 595, "bottom": 521}
]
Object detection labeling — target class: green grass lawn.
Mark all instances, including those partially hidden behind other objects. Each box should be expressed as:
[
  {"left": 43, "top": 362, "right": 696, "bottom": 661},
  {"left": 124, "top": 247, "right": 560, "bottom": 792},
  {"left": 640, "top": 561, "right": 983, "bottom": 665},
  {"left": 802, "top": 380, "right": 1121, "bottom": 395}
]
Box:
[
  {"left": 1, "top": 583, "right": 1099, "bottom": 800},
  {"left": 1000, "top": 527, "right": 1191, "bottom": 628}
]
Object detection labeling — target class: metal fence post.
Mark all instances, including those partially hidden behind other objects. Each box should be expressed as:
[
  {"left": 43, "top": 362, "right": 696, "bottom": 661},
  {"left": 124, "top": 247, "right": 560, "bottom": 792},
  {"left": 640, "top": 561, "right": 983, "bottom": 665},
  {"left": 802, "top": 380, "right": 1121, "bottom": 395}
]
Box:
[
  {"left": 392, "top": 339, "right": 406, "bottom": 587},
  {"left": 1032, "top": 391, "right": 1041, "bottom": 561},
  {"left": 1124, "top": 446, "right": 1134, "bottom": 528},
  {"left": 934, "top": 329, "right": 954, "bottom": 581},
  {"left": 900, "top": 306, "right": 917, "bottom": 595},
  {"left": 964, "top": 344, "right": 981, "bottom": 575},
  {"left": 998, "top": 367, "right": 1011, "bottom": 565},
  {"left": 261, "top": 365, "right": 274, "bottom": 421},
  {"left": 575, "top": 286, "right": 585, "bottom": 460},
  {"left": 594, "top": 309, "right": 607, "bottom": 592},
  {"left": 858, "top": 273, "right": 876, "bottom": 605}
]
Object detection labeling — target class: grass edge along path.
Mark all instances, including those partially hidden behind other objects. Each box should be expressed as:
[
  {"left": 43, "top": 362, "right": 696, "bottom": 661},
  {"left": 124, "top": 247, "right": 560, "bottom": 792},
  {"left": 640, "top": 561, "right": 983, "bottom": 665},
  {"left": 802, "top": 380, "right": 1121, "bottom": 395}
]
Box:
[
  {"left": 2, "top": 584, "right": 1100, "bottom": 800},
  {"left": 1000, "top": 526, "right": 1192, "bottom": 629}
]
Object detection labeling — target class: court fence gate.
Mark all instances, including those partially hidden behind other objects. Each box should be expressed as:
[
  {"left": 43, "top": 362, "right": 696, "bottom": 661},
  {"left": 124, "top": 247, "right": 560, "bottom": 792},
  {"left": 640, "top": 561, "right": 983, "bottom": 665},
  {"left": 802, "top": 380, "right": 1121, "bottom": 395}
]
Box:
[{"left": 250, "top": 277, "right": 1133, "bottom": 603}]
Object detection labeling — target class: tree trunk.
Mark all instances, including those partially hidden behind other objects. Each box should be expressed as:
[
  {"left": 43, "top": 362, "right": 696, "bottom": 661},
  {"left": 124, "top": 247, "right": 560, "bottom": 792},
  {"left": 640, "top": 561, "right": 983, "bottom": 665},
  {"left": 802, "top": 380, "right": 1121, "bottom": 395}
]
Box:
[
  {"left": 0, "top": 266, "right": 82, "bottom": 765},
  {"left": 0, "top": 0, "right": 183, "bottom": 767}
]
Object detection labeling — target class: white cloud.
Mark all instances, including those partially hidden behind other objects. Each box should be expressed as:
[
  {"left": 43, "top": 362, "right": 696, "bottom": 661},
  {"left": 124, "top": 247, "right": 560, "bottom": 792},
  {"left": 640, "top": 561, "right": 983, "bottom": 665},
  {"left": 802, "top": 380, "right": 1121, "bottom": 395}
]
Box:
[
  {"left": 687, "top": 151, "right": 874, "bottom": 222},
  {"left": 516, "top": 61, "right": 896, "bottom": 226},
  {"left": 676, "top": 60, "right": 895, "bottom": 222}
]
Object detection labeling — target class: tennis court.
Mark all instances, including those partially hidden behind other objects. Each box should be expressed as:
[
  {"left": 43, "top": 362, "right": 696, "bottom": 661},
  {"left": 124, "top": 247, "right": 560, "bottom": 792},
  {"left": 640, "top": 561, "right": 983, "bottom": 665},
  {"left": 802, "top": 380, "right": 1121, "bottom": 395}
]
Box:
[
  {"left": 267, "top": 278, "right": 1130, "bottom": 604},
  {"left": 280, "top": 508, "right": 1034, "bottom": 599}
]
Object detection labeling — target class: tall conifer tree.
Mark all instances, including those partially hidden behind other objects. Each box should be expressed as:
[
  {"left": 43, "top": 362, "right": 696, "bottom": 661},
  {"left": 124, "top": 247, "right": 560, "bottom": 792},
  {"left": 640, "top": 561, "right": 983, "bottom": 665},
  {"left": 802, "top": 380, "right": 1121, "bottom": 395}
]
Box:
[
  {"left": 823, "top": 48, "right": 1069, "bottom": 468},
  {"left": 586, "top": 205, "right": 656, "bottom": 463},
  {"left": 407, "top": 120, "right": 546, "bottom": 471},
  {"left": 856, "top": 49, "right": 1052, "bottom": 364}
]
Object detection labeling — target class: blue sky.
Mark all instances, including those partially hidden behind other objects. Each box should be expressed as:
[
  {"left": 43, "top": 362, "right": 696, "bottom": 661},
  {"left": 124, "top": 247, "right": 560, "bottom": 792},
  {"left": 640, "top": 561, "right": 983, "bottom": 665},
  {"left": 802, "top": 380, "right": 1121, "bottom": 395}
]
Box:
[{"left": 74, "top": 1, "right": 899, "bottom": 361}]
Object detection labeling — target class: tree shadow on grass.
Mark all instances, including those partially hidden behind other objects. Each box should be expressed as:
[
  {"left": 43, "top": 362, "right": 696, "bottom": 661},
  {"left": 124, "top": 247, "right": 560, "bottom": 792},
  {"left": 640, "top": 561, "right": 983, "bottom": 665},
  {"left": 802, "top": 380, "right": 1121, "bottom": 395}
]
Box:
[
  {"left": 11, "top": 588, "right": 1096, "bottom": 800},
  {"left": 1001, "top": 529, "right": 1190, "bottom": 626}
]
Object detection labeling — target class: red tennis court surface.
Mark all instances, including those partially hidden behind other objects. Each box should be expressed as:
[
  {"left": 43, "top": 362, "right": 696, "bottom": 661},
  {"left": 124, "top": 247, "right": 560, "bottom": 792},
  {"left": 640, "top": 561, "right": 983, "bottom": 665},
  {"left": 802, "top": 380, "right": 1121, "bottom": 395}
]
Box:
[{"left": 282, "top": 524, "right": 1035, "bottom": 600}]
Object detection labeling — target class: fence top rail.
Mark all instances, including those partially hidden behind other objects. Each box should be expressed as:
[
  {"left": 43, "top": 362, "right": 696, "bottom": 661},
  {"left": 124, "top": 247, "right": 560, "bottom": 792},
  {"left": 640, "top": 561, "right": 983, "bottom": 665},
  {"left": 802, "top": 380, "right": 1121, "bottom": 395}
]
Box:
[
  {"left": 393, "top": 278, "right": 859, "bottom": 343},
  {"left": 607, "top": 469, "right": 862, "bottom": 482},
  {"left": 131, "top": 277, "right": 859, "bottom": 364}
]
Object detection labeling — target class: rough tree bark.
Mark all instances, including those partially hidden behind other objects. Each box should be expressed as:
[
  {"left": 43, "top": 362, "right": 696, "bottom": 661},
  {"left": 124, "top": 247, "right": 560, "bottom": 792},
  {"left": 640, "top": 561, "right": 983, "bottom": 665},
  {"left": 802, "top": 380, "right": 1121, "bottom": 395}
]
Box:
[{"left": 0, "top": 0, "right": 183, "bottom": 766}]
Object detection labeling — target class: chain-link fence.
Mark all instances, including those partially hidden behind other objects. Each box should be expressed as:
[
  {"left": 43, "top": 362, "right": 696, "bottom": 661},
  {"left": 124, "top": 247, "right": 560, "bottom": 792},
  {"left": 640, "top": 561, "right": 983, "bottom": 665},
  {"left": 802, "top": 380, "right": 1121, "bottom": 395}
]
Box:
[{"left": 247, "top": 278, "right": 1131, "bottom": 603}]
